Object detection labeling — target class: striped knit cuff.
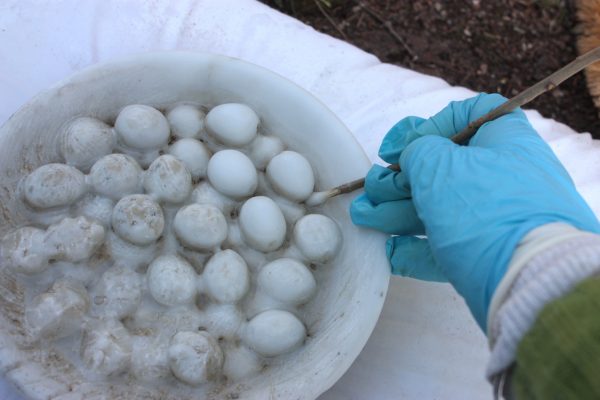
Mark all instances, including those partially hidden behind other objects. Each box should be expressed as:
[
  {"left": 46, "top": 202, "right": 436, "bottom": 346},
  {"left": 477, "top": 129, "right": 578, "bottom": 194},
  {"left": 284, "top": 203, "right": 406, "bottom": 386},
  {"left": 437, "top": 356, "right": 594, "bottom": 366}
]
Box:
[{"left": 486, "top": 224, "right": 600, "bottom": 381}]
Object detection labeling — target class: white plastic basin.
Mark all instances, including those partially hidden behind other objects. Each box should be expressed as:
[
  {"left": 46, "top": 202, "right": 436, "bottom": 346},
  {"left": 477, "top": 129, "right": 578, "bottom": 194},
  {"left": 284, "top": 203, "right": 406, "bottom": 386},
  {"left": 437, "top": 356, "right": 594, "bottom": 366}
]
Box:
[{"left": 0, "top": 52, "right": 390, "bottom": 400}]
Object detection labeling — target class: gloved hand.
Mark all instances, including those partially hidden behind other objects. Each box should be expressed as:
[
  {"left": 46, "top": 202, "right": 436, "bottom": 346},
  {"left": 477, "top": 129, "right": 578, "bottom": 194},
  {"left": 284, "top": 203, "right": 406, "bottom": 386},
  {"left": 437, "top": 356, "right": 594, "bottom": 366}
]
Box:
[{"left": 350, "top": 93, "right": 600, "bottom": 330}]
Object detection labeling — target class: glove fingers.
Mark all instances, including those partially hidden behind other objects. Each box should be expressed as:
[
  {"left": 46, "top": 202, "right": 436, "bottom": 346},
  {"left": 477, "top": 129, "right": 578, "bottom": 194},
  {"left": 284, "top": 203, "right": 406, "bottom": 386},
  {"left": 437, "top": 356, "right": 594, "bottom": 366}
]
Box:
[
  {"left": 378, "top": 116, "right": 427, "bottom": 164},
  {"left": 378, "top": 94, "right": 510, "bottom": 164},
  {"left": 364, "top": 164, "right": 411, "bottom": 204},
  {"left": 350, "top": 194, "right": 425, "bottom": 236},
  {"left": 467, "top": 97, "right": 541, "bottom": 149},
  {"left": 399, "top": 134, "right": 461, "bottom": 185},
  {"left": 387, "top": 236, "right": 447, "bottom": 282},
  {"left": 440, "top": 93, "right": 541, "bottom": 150}
]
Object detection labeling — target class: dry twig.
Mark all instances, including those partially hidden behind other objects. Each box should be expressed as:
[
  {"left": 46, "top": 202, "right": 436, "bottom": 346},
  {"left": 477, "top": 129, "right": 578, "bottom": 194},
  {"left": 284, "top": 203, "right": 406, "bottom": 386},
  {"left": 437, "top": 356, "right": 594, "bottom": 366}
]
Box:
[
  {"left": 354, "top": 0, "right": 416, "bottom": 59},
  {"left": 313, "top": 0, "right": 348, "bottom": 40}
]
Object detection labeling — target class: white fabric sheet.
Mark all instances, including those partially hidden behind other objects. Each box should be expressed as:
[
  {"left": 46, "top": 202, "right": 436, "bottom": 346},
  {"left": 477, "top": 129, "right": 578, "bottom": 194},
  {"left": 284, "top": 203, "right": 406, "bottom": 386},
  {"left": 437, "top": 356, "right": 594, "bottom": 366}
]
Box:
[{"left": 1, "top": 1, "right": 600, "bottom": 399}]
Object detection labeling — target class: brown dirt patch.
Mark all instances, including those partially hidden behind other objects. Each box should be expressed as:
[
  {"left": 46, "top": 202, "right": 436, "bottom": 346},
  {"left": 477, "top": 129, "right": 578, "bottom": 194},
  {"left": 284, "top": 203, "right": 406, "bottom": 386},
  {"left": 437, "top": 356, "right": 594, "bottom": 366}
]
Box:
[{"left": 262, "top": 0, "right": 600, "bottom": 138}]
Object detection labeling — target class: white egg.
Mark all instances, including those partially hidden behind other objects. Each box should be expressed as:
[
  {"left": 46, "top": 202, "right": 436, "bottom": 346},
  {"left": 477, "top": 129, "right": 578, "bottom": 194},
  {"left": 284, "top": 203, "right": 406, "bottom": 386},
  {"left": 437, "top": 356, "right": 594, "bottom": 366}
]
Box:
[
  {"left": 168, "top": 138, "right": 211, "bottom": 179},
  {"left": 59, "top": 117, "right": 115, "bottom": 172},
  {"left": 173, "top": 204, "right": 228, "bottom": 250},
  {"left": 143, "top": 155, "right": 192, "bottom": 203},
  {"left": 23, "top": 163, "right": 87, "bottom": 209},
  {"left": 131, "top": 337, "right": 170, "bottom": 382},
  {"left": 248, "top": 135, "right": 284, "bottom": 169},
  {"left": 168, "top": 331, "right": 224, "bottom": 386},
  {"left": 0, "top": 227, "right": 49, "bottom": 275},
  {"left": 93, "top": 265, "right": 142, "bottom": 319},
  {"left": 25, "top": 279, "right": 89, "bottom": 340},
  {"left": 207, "top": 150, "right": 257, "bottom": 199},
  {"left": 111, "top": 194, "right": 164, "bottom": 246},
  {"left": 147, "top": 255, "right": 197, "bottom": 306},
  {"left": 44, "top": 216, "right": 105, "bottom": 262},
  {"left": 293, "top": 214, "right": 342, "bottom": 263},
  {"left": 266, "top": 151, "right": 315, "bottom": 202},
  {"left": 205, "top": 103, "right": 259, "bottom": 146},
  {"left": 257, "top": 258, "right": 316, "bottom": 305},
  {"left": 201, "top": 304, "right": 245, "bottom": 339},
  {"left": 243, "top": 310, "right": 306, "bottom": 357},
  {"left": 81, "top": 319, "right": 131, "bottom": 376},
  {"left": 89, "top": 154, "right": 143, "bottom": 200},
  {"left": 239, "top": 196, "right": 286, "bottom": 252},
  {"left": 202, "top": 250, "right": 249, "bottom": 303},
  {"left": 166, "top": 104, "right": 205, "bottom": 139},
  {"left": 191, "top": 182, "right": 237, "bottom": 215},
  {"left": 114, "top": 104, "right": 170, "bottom": 150}
]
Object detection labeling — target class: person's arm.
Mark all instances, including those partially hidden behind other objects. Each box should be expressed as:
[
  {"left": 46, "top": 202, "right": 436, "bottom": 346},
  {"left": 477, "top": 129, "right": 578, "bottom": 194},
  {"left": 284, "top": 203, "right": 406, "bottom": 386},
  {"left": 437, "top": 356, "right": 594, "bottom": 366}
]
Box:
[
  {"left": 350, "top": 93, "right": 600, "bottom": 397},
  {"left": 488, "top": 223, "right": 600, "bottom": 399}
]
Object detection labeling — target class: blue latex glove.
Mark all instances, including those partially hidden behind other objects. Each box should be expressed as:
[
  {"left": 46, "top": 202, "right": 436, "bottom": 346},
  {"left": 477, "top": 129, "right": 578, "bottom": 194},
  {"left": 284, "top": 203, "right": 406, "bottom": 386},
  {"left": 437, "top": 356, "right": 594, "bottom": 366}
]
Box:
[{"left": 350, "top": 93, "right": 600, "bottom": 330}]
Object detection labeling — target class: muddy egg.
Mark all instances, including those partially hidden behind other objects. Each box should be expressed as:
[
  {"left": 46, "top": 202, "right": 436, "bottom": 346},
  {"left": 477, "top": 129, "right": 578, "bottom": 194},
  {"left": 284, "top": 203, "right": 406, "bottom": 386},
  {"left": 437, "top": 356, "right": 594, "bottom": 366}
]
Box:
[
  {"left": 94, "top": 265, "right": 142, "bottom": 319},
  {"left": 81, "top": 319, "right": 132, "bottom": 376},
  {"left": 44, "top": 216, "right": 105, "bottom": 262},
  {"left": 205, "top": 103, "right": 259, "bottom": 146},
  {"left": 266, "top": 151, "right": 315, "bottom": 202},
  {"left": 0, "top": 227, "right": 49, "bottom": 275},
  {"left": 143, "top": 154, "right": 192, "bottom": 203},
  {"left": 248, "top": 135, "right": 284, "bottom": 169},
  {"left": 59, "top": 117, "right": 114, "bottom": 172},
  {"left": 293, "top": 214, "right": 342, "bottom": 263},
  {"left": 202, "top": 249, "right": 249, "bottom": 303},
  {"left": 173, "top": 204, "right": 228, "bottom": 250},
  {"left": 207, "top": 150, "right": 257, "bottom": 199},
  {"left": 25, "top": 279, "right": 89, "bottom": 340},
  {"left": 168, "top": 331, "right": 224, "bottom": 386},
  {"left": 243, "top": 310, "right": 306, "bottom": 357},
  {"left": 89, "top": 154, "right": 143, "bottom": 200},
  {"left": 257, "top": 258, "right": 316, "bottom": 305},
  {"left": 147, "top": 255, "right": 197, "bottom": 306},
  {"left": 166, "top": 104, "right": 205, "bottom": 139},
  {"left": 23, "top": 163, "right": 87, "bottom": 209},
  {"left": 111, "top": 194, "right": 164, "bottom": 246},
  {"left": 168, "top": 138, "right": 211, "bottom": 180},
  {"left": 114, "top": 104, "right": 170, "bottom": 150},
  {"left": 239, "top": 196, "right": 286, "bottom": 252}
]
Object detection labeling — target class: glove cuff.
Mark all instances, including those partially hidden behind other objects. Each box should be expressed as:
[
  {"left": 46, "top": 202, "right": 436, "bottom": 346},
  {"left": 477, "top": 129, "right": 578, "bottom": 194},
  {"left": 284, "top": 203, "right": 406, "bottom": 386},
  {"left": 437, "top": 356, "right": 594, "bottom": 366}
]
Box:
[
  {"left": 487, "top": 222, "right": 589, "bottom": 330},
  {"left": 486, "top": 223, "right": 600, "bottom": 381}
]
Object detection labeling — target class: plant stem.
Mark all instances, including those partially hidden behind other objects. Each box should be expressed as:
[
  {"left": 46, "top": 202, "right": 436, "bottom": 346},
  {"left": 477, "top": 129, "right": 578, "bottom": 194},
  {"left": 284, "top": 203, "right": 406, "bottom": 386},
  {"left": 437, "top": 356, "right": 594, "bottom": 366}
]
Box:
[
  {"left": 354, "top": 1, "right": 416, "bottom": 59},
  {"left": 314, "top": 0, "right": 347, "bottom": 40}
]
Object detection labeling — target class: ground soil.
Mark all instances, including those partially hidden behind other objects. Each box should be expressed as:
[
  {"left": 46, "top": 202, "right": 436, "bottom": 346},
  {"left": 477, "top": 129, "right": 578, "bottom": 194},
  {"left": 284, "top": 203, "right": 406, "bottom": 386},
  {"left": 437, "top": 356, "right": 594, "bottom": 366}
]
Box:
[{"left": 261, "top": 0, "right": 600, "bottom": 138}]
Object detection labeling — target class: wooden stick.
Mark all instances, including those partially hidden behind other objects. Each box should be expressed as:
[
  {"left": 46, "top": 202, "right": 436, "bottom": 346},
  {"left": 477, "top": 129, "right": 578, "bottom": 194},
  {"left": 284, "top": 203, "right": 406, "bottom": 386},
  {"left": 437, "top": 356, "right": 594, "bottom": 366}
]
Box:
[{"left": 306, "top": 46, "right": 600, "bottom": 206}]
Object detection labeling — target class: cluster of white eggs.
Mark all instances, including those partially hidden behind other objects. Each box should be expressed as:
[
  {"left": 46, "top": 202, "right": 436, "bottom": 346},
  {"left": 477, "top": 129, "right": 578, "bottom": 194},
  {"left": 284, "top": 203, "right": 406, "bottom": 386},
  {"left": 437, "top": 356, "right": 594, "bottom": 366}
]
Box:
[{"left": 0, "top": 102, "right": 343, "bottom": 388}]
